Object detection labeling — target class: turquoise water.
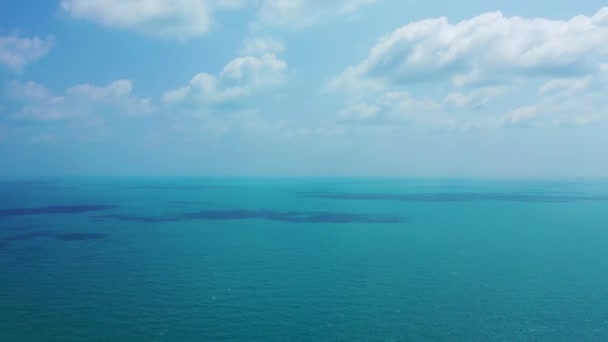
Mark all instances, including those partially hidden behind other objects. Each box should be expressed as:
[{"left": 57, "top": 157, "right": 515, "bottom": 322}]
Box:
[{"left": 1, "top": 178, "right": 608, "bottom": 341}]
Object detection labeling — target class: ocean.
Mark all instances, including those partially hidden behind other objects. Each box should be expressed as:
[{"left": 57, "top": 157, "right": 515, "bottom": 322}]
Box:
[{"left": 1, "top": 177, "right": 607, "bottom": 341}]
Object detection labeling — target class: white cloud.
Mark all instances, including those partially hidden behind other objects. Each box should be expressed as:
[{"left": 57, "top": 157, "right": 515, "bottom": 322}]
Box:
[
  {"left": 338, "top": 103, "right": 380, "bottom": 121},
  {"left": 160, "top": 53, "right": 291, "bottom": 140},
  {"left": 61, "top": 0, "right": 247, "bottom": 39},
  {"left": 8, "top": 80, "right": 154, "bottom": 121},
  {"left": 538, "top": 76, "right": 593, "bottom": 96},
  {"left": 331, "top": 7, "right": 608, "bottom": 90},
  {"left": 160, "top": 108, "right": 310, "bottom": 141},
  {"left": 328, "top": 7, "right": 608, "bottom": 131},
  {"left": 337, "top": 91, "right": 449, "bottom": 127},
  {"left": 6, "top": 80, "right": 53, "bottom": 101},
  {"left": 471, "top": 65, "right": 608, "bottom": 128},
  {"left": 254, "top": 0, "right": 378, "bottom": 28},
  {"left": 526, "top": 66, "right": 608, "bottom": 126},
  {"left": 376, "top": 91, "right": 443, "bottom": 121},
  {"left": 4, "top": 53, "right": 289, "bottom": 140},
  {"left": 61, "top": 0, "right": 380, "bottom": 38},
  {"left": 313, "top": 123, "right": 347, "bottom": 137},
  {"left": 499, "top": 106, "right": 540, "bottom": 125},
  {"left": 239, "top": 37, "right": 285, "bottom": 55},
  {"left": 444, "top": 87, "right": 503, "bottom": 109},
  {"left": 334, "top": 62, "right": 608, "bottom": 130},
  {"left": 0, "top": 34, "right": 54, "bottom": 72},
  {"left": 163, "top": 53, "right": 287, "bottom": 106}
]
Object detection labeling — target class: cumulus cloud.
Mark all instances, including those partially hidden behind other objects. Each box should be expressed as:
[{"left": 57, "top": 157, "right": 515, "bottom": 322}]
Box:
[
  {"left": 61, "top": 0, "right": 378, "bottom": 38},
  {"left": 161, "top": 108, "right": 312, "bottom": 142},
  {"left": 331, "top": 7, "right": 608, "bottom": 90},
  {"left": 335, "top": 62, "right": 608, "bottom": 130},
  {"left": 163, "top": 53, "right": 287, "bottom": 106},
  {"left": 328, "top": 7, "right": 608, "bottom": 131},
  {"left": 458, "top": 63, "right": 608, "bottom": 129},
  {"left": 158, "top": 52, "right": 291, "bottom": 140},
  {"left": 8, "top": 80, "right": 154, "bottom": 121},
  {"left": 239, "top": 37, "right": 285, "bottom": 55},
  {"left": 255, "top": 0, "right": 378, "bottom": 28},
  {"left": 0, "top": 34, "right": 54, "bottom": 72},
  {"left": 338, "top": 103, "right": 380, "bottom": 121},
  {"left": 499, "top": 106, "right": 540, "bottom": 126},
  {"left": 337, "top": 91, "right": 446, "bottom": 127},
  {"left": 444, "top": 87, "right": 503, "bottom": 109},
  {"left": 517, "top": 65, "right": 608, "bottom": 127},
  {"left": 60, "top": 0, "right": 247, "bottom": 39}
]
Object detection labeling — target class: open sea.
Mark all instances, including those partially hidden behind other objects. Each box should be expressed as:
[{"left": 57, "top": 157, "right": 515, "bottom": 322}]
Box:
[{"left": 1, "top": 177, "right": 608, "bottom": 341}]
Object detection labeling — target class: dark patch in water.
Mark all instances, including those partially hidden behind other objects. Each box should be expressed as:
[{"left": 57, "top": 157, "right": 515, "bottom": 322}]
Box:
[
  {"left": 169, "top": 200, "right": 201, "bottom": 205},
  {"left": 54, "top": 233, "right": 108, "bottom": 241},
  {"left": 125, "top": 185, "right": 227, "bottom": 190},
  {"left": 4, "top": 230, "right": 109, "bottom": 245},
  {"left": 185, "top": 210, "right": 405, "bottom": 223},
  {"left": 297, "top": 192, "right": 608, "bottom": 203},
  {"left": 3, "top": 225, "right": 45, "bottom": 232},
  {"left": 92, "top": 209, "right": 405, "bottom": 224},
  {"left": 517, "top": 191, "right": 587, "bottom": 195},
  {"left": 0, "top": 180, "right": 78, "bottom": 190},
  {"left": 0, "top": 180, "right": 57, "bottom": 186},
  {"left": 91, "top": 214, "right": 179, "bottom": 224},
  {"left": 5, "top": 230, "right": 57, "bottom": 241},
  {"left": 0, "top": 205, "right": 117, "bottom": 216},
  {"left": 37, "top": 186, "right": 80, "bottom": 190}
]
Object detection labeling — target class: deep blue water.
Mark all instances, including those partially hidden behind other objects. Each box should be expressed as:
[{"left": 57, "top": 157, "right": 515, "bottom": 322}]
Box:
[{"left": 1, "top": 178, "right": 608, "bottom": 341}]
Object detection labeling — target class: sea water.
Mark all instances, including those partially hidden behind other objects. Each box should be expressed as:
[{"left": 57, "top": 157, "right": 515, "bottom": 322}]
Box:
[{"left": 1, "top": 178, "right": 608, "bottom": 341}]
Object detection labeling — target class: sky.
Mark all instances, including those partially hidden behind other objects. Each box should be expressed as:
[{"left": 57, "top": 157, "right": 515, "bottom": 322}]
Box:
[{"left": 0, "top": 0, "right": 607, "bottom": 177}]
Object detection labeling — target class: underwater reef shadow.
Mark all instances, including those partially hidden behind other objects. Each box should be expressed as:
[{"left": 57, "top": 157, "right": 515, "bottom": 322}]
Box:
[
  {"left": 4, "top": 230, "right": 108, "bottom": 242},
  {"left": 54, "top": 233, "right": 109, "bottom": 241},
  {"left": 0, "top": 205, "right": 117, "bottom": 217},
  {"left": 123, "top": 185, "right": 229, "bottom": 191},
  {"left": 4, "top": 230, "right": 58, "bottom": 241},
  {"left": 92, "top": 209, "right": 407, "bottom": 224},
  {"left": 296, "top": 192, "right": 608, "bottom": 203},
  {"left": 1, "top": 224, "right": 47, "bottom": 232}
]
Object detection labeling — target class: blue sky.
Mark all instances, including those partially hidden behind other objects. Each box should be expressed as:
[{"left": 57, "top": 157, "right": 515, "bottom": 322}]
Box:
[{"left": 1, "top": 0, "right": 607, "bottom": 177}]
